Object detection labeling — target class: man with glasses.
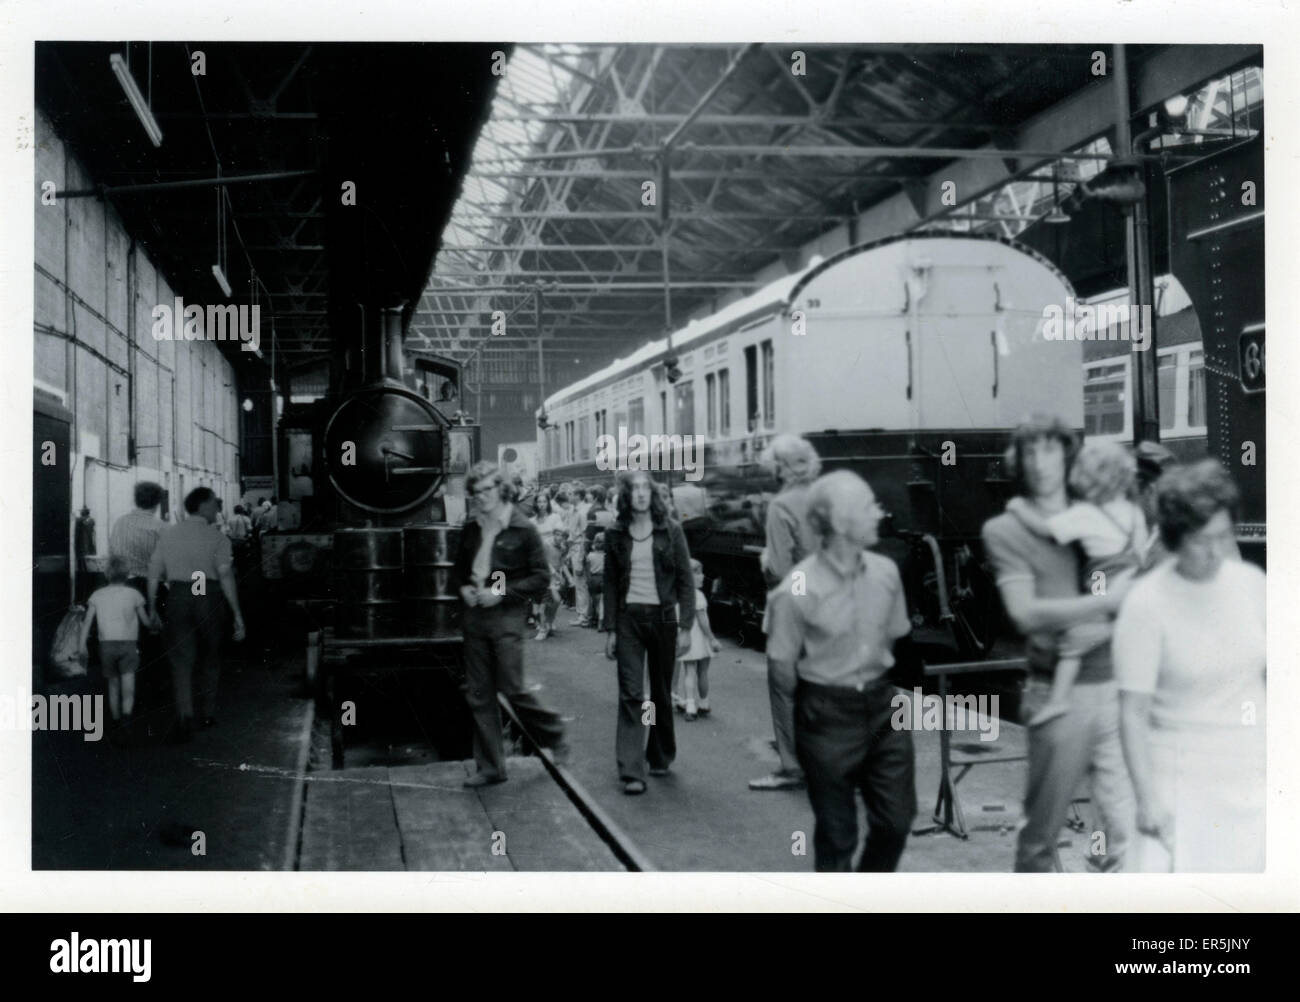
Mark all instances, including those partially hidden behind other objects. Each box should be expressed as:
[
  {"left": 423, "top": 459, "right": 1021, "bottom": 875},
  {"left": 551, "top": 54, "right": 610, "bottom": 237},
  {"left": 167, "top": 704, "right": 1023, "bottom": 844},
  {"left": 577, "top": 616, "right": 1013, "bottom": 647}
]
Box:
[{"left": 452, "top": 461, "right": 570, "bottom": 787}]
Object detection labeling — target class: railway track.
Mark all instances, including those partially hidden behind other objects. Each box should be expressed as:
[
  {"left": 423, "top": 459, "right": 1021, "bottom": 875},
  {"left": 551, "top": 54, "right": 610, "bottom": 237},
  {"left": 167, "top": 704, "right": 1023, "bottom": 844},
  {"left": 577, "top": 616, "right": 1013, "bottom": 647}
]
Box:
[{"left": 289, "top": 673, "right": 655, "bottom": 872}]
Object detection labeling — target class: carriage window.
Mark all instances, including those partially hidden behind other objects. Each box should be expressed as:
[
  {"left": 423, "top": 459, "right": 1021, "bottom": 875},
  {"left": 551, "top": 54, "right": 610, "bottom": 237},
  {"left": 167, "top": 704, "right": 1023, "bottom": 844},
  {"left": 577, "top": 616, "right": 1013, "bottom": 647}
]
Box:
[
  {"left": 660, "top": 391, "right": 668, "bottom": 434},
  {"left": 1083, "top": 361, "right": 1127, "bottom": 436},
  {"left": 1157, "top": 353, "right": 1177, "bottom": 431},
  {"left": 705, "top": 373, "right": 717, "bottom": 438},
  {"left": 718, "top": 368, "right": 731, "bottom": 437},
  {"left": 580, "top": 414, "right": 590, "bottom": 461},
  {"left": 1187, "top": 349, "right": 1207, "bottom": 429},
  {"left": 627, "top": 398, "right": 644, "bottom": 436},
  {"left": 675, "top": 380, "right": 695, "bottom": 437},
  {"left": 761, "top": 340, "right": 775, "bottom": 428},
  {"left": 745, "top": 346, "right": 759, "bottom": 432}
]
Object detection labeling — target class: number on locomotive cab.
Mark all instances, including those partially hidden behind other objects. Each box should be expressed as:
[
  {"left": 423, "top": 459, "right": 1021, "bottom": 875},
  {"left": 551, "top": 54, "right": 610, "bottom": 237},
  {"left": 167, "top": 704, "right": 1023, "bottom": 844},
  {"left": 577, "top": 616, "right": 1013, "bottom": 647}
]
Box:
[{"left": 1238, "top": 325, "right": 1265, "bottom": 394}]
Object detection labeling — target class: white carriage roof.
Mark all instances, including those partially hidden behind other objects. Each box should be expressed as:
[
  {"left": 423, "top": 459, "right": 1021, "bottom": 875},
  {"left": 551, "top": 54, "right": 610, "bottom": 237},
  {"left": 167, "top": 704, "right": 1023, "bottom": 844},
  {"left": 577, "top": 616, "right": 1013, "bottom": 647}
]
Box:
[
  {"left": 541, "top": 229, "right": 1076, "bottom": 412},
  {"left": 542, "top": 260, "right": 817, "bottom": 411}
]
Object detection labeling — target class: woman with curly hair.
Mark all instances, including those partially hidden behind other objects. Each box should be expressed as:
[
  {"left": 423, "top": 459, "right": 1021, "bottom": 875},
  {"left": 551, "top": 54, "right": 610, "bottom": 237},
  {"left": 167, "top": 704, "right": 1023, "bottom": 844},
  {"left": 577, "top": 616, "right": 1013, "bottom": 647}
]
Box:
[
  {"left": 1006, "top": 438, "right": 1150, "bottom": 725},
  {"left": 1114, "top": 459, "right": 1264, "bottom": 871},
  {"left": 602, "top": 469, "right": 695, "bottom": 795}
]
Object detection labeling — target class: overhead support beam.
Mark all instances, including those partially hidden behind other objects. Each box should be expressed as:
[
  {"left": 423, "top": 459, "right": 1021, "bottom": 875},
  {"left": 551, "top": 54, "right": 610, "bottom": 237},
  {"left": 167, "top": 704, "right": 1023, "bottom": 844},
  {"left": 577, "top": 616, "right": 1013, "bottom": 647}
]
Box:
[
  {"left": 427, "top": 281, "right": 757, "bottom": 292},
  {"left": 451, "top": 210, "right": 856, "bottom": 221},
  {"left": 441, "top": 244, "right": 808, "bottom": 252},
  {"left": 55, "top": 168, "right": 317, "bottom": 199},
  {"left": 488, "top": 113, "right": 1005, "bottom": 130},
  {"left": 429, "top": 270, "right": 754, "bottom": 279},
  {"left": 850, "top": 43, "right": 1262, "bottom": 242},
  {"left": 472, "top": 142, "right": 1159, "bottom": 166},
  {"left": 474, "top": 169, "right": 927, "bottom": 181},
  {"left": 662, "top": 44, "right": 760, "bottom": 150}
]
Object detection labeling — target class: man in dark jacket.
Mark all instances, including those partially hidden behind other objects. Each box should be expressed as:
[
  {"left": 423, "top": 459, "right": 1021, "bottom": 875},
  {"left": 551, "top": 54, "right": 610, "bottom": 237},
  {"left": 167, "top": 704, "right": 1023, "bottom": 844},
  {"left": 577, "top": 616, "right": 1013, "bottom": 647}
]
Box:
[{"left": 453, "top": 461, "right": 569, "bottom": 787}]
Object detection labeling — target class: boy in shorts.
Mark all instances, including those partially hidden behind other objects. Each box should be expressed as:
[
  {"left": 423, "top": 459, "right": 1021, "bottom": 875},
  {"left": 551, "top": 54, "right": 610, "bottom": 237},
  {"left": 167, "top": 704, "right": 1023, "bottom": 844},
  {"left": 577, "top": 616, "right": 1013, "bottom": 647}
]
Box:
[{"left": 79, "top": 555, "right": 151, "bottom": 745}]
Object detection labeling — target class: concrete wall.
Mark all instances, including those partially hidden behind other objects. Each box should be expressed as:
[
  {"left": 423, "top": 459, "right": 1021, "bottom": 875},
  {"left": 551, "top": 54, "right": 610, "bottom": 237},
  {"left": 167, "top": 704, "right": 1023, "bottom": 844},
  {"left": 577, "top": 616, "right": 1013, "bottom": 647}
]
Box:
[{"left": 34, "top": 109, "right": 241, "bottom": 568}]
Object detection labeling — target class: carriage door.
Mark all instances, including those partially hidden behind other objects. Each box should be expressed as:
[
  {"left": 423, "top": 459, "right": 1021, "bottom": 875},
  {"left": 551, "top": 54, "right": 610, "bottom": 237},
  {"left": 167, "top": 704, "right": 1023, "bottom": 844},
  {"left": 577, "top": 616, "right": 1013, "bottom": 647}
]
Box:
[{"left": 913, "top": 258, "right": 1000, "bottom": 431}]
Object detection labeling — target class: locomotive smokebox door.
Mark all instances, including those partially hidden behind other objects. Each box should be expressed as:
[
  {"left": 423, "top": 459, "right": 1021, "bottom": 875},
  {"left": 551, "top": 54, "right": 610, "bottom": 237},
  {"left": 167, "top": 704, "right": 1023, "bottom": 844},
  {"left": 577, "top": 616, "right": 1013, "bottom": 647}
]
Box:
[{"left": 322, "top": 384, "right": 449, "bottom": 515}]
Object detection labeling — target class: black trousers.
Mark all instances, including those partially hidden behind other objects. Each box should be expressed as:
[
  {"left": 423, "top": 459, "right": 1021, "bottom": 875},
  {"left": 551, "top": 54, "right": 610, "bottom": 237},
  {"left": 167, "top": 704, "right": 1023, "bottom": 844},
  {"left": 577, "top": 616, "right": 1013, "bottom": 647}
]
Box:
[
  {"left": 614, "top": 603, "right": 678, "bottom": 782},
  {"left": 462, "top": 602, "right": 565, "bottom": 779},
  {"left": 795, "top": 678, "right": 916, "bottom": 872},
  {"left": 163, "top": 590, "right": 225, "bottom": 721}
]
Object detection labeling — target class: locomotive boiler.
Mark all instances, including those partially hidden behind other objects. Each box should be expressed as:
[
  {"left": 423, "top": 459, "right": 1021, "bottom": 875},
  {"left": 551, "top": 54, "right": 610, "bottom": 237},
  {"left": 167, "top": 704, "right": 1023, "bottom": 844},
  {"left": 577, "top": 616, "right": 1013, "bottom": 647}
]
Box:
[{"left": 536, "top": 233, "right": 1084, "bottom": 658}]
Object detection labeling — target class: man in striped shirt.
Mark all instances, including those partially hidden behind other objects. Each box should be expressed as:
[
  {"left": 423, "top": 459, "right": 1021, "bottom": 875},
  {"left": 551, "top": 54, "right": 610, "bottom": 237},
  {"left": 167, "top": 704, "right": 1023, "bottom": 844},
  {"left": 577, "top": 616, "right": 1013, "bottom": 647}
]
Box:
[
  {"left": 109, "top": 483, "right": 167, "bottom": 720},
  {"left": 109, "top": 482, "right": 166, "bottom": 586}
]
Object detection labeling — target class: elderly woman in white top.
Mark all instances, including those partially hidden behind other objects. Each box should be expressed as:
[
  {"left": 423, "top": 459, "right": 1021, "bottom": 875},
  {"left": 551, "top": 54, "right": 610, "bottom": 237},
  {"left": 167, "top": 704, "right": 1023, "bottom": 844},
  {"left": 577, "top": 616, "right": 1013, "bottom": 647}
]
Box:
[{"left": 1113, "top": 459, "right": 1265, "bottom": 872}]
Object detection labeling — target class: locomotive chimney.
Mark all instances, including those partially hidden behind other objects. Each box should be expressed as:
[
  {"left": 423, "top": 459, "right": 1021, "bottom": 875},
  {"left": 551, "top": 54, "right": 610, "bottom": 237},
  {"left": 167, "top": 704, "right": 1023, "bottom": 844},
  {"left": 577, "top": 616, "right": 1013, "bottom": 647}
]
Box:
[
  {"left": 357, "top": 302, "right": 407, "bottom": 385},
  {"left": 381, "top": 304, "right": 406, "bottom": 383}
]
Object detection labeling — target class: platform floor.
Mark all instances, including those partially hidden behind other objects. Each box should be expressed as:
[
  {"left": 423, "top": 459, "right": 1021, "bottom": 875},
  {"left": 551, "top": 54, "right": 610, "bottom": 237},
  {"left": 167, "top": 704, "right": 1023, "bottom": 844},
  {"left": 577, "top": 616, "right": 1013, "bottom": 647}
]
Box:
[
  {"left": 520, "top": 619, "right": 1104, "bottom": 873},
  {"left": 32, "top": 615, "right": 1112, "bottom": 873},
  {"left": 298, "top": 757, "right": 621, "bottom": 871},
  {"left": 31, "top": 646, "right": 311, "bottom": 870}
]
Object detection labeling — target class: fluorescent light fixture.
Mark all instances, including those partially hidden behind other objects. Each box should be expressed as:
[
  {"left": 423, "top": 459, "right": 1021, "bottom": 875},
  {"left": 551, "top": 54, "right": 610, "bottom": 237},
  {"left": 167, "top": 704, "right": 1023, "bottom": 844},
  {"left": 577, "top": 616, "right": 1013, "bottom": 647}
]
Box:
[
  {"left": 1044, "top": 205, "right": 1071, "bottom": 224},
  {"left": 211, "top": 263, "right": 232, "bottom": 297},
  {"left": 109, "top": 52, "right": 163, "bottom": 148}
]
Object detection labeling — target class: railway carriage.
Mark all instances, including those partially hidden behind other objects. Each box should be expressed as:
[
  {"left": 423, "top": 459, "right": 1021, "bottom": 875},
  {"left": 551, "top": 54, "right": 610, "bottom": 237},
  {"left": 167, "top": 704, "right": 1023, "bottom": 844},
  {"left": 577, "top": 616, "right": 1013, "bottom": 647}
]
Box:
[{"left": 538, "top": 232, "right": 1085, "bottom": 657}]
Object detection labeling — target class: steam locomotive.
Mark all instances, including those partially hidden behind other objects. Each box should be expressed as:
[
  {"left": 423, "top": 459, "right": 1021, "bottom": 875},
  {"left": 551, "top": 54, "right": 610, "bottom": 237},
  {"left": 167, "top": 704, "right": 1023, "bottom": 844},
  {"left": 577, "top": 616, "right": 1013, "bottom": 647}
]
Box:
[
  {"left": 535, "top": 232, "right": 1084, "bottom": 657},
  {"left": 259, "top": 303, "right": 481, "bottom": 763}
]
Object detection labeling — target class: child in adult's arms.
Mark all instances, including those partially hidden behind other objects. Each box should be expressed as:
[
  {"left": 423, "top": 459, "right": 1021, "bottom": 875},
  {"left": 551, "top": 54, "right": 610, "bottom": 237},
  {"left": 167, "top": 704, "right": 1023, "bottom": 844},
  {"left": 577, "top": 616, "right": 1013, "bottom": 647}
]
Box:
[{"left": 1007, "top": 440, "right": 1148, "bottom": 726}]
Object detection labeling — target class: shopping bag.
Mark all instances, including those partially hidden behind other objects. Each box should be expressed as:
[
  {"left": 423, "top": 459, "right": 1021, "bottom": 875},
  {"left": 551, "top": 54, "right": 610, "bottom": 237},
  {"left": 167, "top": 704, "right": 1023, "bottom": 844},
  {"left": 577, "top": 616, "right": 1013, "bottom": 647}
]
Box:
[{"left": 48, "top": 605, "right": 88, "bottom": 680}]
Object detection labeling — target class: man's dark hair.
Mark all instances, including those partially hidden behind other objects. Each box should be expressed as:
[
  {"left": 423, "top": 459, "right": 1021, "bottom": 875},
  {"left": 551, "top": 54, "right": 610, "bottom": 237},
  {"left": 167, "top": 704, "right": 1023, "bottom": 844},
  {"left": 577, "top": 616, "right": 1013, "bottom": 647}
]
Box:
[
  {"left": 614, "top": 470, "right": 669, "bottom": 526},
  {"left": 1002, "top": 414, "right": 1080, "bottom": 497},
  {"left": 1155, "top": 458, "right": 1240, "bottom": 551},
  {"left": 185, "top": 487, "right": 216, "bottom": 515},
  {"left": 134, "top": 481, "right": 164, "bottom": 510},
  {"left": 591, "top": 484, "right": 607, "bottom": 505}
]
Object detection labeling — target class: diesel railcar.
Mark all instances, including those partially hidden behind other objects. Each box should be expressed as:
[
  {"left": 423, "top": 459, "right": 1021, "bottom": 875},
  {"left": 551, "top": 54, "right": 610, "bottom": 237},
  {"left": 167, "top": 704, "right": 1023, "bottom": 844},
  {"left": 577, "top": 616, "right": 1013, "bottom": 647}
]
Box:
[{"left": 536, "top": 232, "right": 1086, "bottom": 657}]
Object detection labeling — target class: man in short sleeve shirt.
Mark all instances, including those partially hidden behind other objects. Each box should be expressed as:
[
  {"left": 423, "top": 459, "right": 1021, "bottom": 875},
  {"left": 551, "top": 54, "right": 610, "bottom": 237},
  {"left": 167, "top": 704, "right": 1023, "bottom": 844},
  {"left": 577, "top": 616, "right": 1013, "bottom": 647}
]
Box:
[
  {"left": 980, "top": 416, "right": 1135, "bottom": 872},
  {"left": 766, "top": 470, "right": 915, "bottom": 871},
  {"left": 148, "top": 487, "right": 246, "bottom": 742}
]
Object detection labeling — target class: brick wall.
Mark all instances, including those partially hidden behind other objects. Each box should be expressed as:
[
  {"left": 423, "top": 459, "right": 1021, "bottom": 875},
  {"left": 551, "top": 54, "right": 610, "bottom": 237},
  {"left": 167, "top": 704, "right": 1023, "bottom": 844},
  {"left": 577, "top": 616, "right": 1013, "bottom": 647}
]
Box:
[{"left": 34, "top": 109, "right": 242, "bottom": 570}]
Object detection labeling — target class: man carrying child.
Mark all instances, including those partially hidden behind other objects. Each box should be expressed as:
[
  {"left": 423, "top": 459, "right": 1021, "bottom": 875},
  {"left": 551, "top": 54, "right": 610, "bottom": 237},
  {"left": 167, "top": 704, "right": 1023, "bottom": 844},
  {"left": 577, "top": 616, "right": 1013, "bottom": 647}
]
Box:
[{"left": 980, "top": 415, "right": 1136, "bottom": 872}]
